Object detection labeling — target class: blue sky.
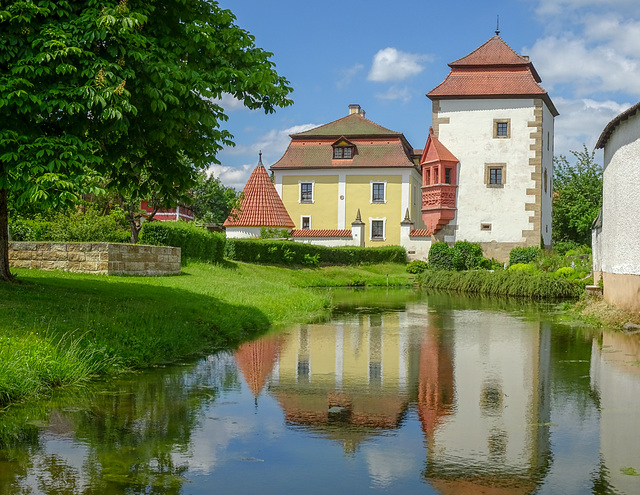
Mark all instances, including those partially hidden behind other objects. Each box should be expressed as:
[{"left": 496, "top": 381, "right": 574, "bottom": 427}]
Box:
[{"left": 213, "top": 0, "right": 640, "bottom": 189}]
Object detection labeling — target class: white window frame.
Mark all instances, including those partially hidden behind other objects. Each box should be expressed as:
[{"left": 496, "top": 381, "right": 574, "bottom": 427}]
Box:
[
  {"left": 299, "top": 180, "right": 314, "bottom": 203},
  {"left": 370, "top": 180, "right": 387, "bottom": 204},
  {"left": 301, "top": 215, "right": 311, "bottom": 230},
  {"left": 369, "top": 217, "right": 386, "bottom": 241}
]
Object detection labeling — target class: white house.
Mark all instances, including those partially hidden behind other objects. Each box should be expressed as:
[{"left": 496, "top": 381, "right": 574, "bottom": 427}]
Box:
[{"left": 593, "top": 102, "right": 640, "bottom": 313}]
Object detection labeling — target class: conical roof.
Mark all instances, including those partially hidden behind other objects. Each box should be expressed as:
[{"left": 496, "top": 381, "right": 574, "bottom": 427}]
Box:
[
  {"left": 223, "top": 155, "right": 295, "bottom": 228},
  {"left": 420, "top": 127, "right": 459, "bottom": 165}
]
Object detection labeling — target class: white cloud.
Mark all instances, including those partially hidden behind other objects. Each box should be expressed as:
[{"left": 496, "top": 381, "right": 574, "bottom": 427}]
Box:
[
  {"left": 213, "top": 123, "right": 319, "bottom": 188},
  {"left": 368, "top": 48, "right": 430, "bottom": 82},
  {"left": 337, "top": 63, "right": 364, "bottom": 89},
  {"left": 374, "top": 85, "right": 412, "bottom": 103},
  {"left": 210, "top": 93, "right": 248, "bottom": 112},
  {"left": 553, "top": 97, "right": 630, "bottom": 158}
]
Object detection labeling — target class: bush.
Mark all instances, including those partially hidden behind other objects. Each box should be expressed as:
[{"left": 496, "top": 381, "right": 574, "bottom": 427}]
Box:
[
  {"left": 140, "top": 221, "right": 225, "bottom": 263},
  {"left": 224, "top": 239, "right": 406, "bottom": 266},
  {"left": 554, "top": 266, "right": 577, "bottom": 279},
  {"left": 428, "top": 242, "right": 453, "bottom": 271},
  {"left": 406, "top": 260, "right": 429, "bottom": 274},
  {"left": 451, "top": 241, "right": 484, "bottom": 271},
  {"left": 9, "top": 207, "right": 130, "bottom": 243},
  {"left": 508, "top": 263, "right": 536, "bottom": 273},
  {"left": 552, "top": 240, "right": 581, "bottom": 256},
  {"left": 509, "top": 246, "right": 541, "bottom": 266}
]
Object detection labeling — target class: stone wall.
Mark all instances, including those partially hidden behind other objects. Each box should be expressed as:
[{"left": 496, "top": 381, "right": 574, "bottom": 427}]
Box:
[{"left": 8, "top": 242, "right": 181, "bottom": 276}]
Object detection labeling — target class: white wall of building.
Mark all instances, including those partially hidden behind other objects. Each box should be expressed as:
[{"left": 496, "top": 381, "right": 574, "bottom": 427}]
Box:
[
  {"left": 541, "top": 103, "right": 555, "bottom": 247},
  {"left": 436, "top": 98, "right": 539, "bottom": 244},
  {"left": 225, "top": 226, "right": 262, "bottom": 238},
  {"left": 600, "top": 114, "right": 640, "bottom": 276}
]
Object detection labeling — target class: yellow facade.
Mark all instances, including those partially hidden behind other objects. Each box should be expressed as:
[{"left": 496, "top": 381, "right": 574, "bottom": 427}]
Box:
[{"left": 278, "top": 169, "right": 425, "bottom": 247}]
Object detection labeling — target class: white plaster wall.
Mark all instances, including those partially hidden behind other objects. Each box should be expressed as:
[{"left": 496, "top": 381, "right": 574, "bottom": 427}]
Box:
[
  {"left": 403, "top": 238, "right": 431, "bottom": 261},
  {"left": 601, "top": 114, "right": 640, "bottom": 275},
  {"left": 431, "top": 312, "right": 543, "bottom": 474},
  {"left": 437, "top": 99, "right": 537, "bottom": 244},
  {"left": 541, "top": 103, "right": 554, "bottom": 247},
  {"left": 225, "top": 226, "right": 262, "bottom": 238}
]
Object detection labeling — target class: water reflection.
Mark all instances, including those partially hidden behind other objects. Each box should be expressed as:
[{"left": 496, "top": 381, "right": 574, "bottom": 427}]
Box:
[{"left": 1, "top": 291, "right": 640, "bottom": 494}]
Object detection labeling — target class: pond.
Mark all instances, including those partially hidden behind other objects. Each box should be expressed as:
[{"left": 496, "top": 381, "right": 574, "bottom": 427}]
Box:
[{"left": 1, "top": 289, "right": 640, "bottom": 494}]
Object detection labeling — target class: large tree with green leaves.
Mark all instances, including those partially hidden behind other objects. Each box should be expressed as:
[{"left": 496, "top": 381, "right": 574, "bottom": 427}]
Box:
[
  {"left": 552, "top": 145, "right": 603, "bottom": 246},
  {"left": 190, "top": 170, "right": 239, "bottom": 225},
  {"left": 0, "top": 0, "right": 292, "bottom": 281}
]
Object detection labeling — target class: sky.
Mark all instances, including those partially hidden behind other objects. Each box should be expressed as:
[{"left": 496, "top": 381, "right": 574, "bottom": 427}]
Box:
[{"left": 212, "top": 0, "right": 640, "bottom": 189}]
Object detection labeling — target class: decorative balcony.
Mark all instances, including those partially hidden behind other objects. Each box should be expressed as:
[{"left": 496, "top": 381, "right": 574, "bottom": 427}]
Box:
[{"left": 421, "top": 184, "right": 457, "bottom": 234}]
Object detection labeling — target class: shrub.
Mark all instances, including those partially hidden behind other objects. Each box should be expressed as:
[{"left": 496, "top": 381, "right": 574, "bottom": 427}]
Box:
[
  {"left": 223, "top": 239, "right": 406, "bottom": 266},
  {"left": 554, "top": 266, "right": 577, "bottom": 279},
  {"left": 9, "top": 207, "right": 130, "bottom": 243},
  {"left": 451, "top": 241, "right": 484, "bottom": 271},
  {"left": 406, "top": 260, "right": 429, "bottom": 274},
  {"left": 428, "top": 242, "right": 453, "bottom": 271},
  {"left": 509, "top": 246, "right": 541, "bottom": 266},
  {"left": 140, "top": 221, "right": 225, "bottom": 263},
  {"left": 508, "top": 263, "right": 536, "bottom": 273},
  {"left": 260, "top": 227, "right": 291, "bottom": 239},
  {"left": 552, "top": 240, "right": 581, "bottom": 256}
]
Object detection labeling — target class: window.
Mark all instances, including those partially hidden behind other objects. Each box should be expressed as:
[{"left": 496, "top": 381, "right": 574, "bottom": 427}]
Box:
[
  {"left": 485, "top": 163, "right": 506, "bottom": 188},
  {"left": 490, "top": 168, "right": 502, "bottom": 184},
  {"left": 481, "top": 223, "right": 492, "bottom": 231},
  {"left": 372, "top": 182, "right": 385, "bottom": 202},
  {"left": 300, "top": 181, "right": 314, "bottom": 203},
  {"left": 370, "top": 219, "right": 385, "bottom": 240},
  {"left": 333, "top": 146, "right": 353, "bottom": 159},
  {"left": 444, "top": 168, "right": 451, "bottom": 184},
  {"left": 301, "top": 216, "right": 310, "bottom": 230},
  {"left": 493, "top": 119, "right": 510, "bottom": 138}
]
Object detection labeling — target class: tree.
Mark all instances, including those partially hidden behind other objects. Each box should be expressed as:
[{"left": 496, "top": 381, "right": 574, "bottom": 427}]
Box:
[
  {"left": 552, "top": 145, "right": 603, "bottom": 246},
  {"left": 0, "top": 0, "right": 293, "bottom": 281},
  {"left": 190, "top": 170, "right": 239, "bottom": 225}
]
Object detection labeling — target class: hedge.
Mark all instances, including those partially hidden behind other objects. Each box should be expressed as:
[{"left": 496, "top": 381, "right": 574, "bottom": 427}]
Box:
[
  {"left": 417, "top": 269, "right": 584, "bottom": 299},
  {"left": 139, "top": 221, "right": 225, "bottom": 263},
  {"left": 224, "top": 239, "right": 406, "bottom": 266}
]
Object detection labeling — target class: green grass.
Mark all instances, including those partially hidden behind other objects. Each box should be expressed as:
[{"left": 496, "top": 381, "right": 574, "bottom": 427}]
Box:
[{"left": 0, "top": 261, "right": 413, "bottom": 408}]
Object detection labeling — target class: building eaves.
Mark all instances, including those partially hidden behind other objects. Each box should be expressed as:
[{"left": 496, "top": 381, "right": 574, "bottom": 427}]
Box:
[{"left": 595, "top": 101, "right": 640, "bottom": 149}]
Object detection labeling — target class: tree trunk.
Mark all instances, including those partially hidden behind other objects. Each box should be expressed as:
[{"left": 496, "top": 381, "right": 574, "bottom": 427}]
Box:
[{"left": 0, "top": 186, "right": 14, "bottom": 282}]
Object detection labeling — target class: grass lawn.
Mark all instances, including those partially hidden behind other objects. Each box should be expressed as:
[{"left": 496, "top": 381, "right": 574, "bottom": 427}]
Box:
[{"left": 0, "top": 261, "right": 412, "bottom": 408}]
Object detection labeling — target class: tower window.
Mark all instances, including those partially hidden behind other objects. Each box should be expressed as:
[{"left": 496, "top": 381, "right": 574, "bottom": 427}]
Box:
[
  {"left": 493, "top": 119, "right": 511, "bottom": 138},
  {"left": 485, "top": 163, "right": 506, "bottom": 188}
]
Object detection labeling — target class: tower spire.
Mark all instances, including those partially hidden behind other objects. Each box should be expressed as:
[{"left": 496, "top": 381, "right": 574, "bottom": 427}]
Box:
[{"left": 495, "top": 15, "right": 500, "bottom": 36}]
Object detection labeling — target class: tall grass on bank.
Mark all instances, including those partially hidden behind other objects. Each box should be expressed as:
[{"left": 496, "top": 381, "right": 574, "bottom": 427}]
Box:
[{"left": 417, "top": 269, "right": 584, "bottom": 299}]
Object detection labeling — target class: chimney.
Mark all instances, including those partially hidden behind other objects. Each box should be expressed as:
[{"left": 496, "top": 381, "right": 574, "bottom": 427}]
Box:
[{"left": 348, "top": 104, "right": 365, "bottom": 117}]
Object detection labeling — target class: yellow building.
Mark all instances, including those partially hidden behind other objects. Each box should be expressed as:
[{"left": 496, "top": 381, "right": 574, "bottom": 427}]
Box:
[{"left": 270, "top": 105, "right": 425, "bottom": 247}]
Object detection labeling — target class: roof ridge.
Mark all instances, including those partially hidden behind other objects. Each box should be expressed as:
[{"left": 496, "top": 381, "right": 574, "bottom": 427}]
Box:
[
  {"left": 294, "top": 113, "right": 402, "bottom": 137},
  {"left": 449, "top": 35, "right": 529, "bottom": 67}
]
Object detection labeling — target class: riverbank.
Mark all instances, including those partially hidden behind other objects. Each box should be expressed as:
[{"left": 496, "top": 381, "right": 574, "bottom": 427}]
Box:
[
  {"left": 572, "top": 295, "right": 640, "bottom": 330},
  {"left": 0, "top": 262, "right": 412, "bottom": 408}
]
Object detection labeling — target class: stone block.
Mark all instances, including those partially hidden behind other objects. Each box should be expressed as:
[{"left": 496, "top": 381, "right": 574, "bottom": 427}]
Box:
[
  {"left": 97, "top": 262, "right": 109, "bottom": 271},
  {"left": 66, "top": 243, "right": 82, "bottom": 253},
  {"left": 85, "top": 252, "right": 101, "bottom": 262},
  {"left": 11, "top": 260, "right": 30, "bottom": 269},
  {"left": 66, "top": 262, "right": 81, "bottom": 272},
  {"left": 40, "top": 261, "right": 55, "bottom": 270},
  {"left": 68, "top": 252, "right": 86, "bottom": 262},
  {"left": 80, "top": 262, "right": 97, "bottom": 271},
  {"left": 51, "top": 243, "right": 67, "bottom": 252},
  {"left": 37, "top": 243, "right": 52, "bottom": 252}
]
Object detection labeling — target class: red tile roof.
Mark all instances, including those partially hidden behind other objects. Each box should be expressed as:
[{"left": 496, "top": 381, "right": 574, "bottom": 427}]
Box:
[
  {"left": 409, "top": 229, "right": 432, "bottom": 237},
  {"left": 291, "top": 229, "right": 352, "bottom": 238},
  {"left": 271, "top": 138, "right": 417, "bottom": 170},
  {"left": 428, "top": 36, "right": 558, "bottom": 117},
  {"left": 421, "top": 127, "right": 459, "bottom": 165},
  {"left": 271, "top": 111, "right": 418, "bottom": 171},
  {"left": 223, "top": 159, "right": 294, "bottom": 228}
]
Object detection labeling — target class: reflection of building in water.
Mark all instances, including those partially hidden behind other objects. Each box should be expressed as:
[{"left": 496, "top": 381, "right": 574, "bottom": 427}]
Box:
[
  {"left": 268, "top": 312, "right": 421, "bottom": 453},
  {"left": 590, "top": 331, "right": 640, "bottom": 494},
  {"left": 234, "top": 335, "right": 284, "bottom": 398},
  {"left": 422, "top": 313, "right": 552, "bottom": 493}
]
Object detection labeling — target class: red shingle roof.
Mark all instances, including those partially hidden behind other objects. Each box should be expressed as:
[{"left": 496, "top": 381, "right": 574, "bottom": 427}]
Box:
[
  {"left": 427, "top": 36, "right": 558, "bottom": 117},
  {"left": 223, "top": 159, "right": 294, "bottom": 228},
  {"left": 421, "top": 128, "right": 459, "bottom": 165},
  {"left": 409, "top": 229, "right": 432, "bottom": 237},
  {"left": 291, "top": 229, "right": 352, "bottom": 238}
]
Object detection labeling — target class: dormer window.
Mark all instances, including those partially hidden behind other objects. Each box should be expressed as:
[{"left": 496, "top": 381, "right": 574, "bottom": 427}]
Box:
[{"left": 332, "top": 137, "right": 355, "bottom": 159}]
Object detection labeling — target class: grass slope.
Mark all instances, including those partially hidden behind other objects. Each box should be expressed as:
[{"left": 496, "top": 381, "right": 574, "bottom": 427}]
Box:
[{"left": 0, "top": 261, "right": 413, "bottom": 408}]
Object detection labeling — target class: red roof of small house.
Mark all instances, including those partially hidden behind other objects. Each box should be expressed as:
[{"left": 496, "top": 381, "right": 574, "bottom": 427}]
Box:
[
  {"left": 290, "top": 229, "right": 352, "bottom": 238},
  {"left": 223, "top": 157, "right": 295, "bottom": 228},
  {"left": 271, "top": 111, "right": 418, "bottom": 171},
  {"left": 409, "top": 229, "right": 432, "bottom": 237},
  {"left": 595, "top": 100, "right": 640, "bottom": 149},
  {"left": 420, "top": 128, "right": 459, "bottom": 165},
  {"left": 428, "top": 36, "right": 558, "bottom": 117}
]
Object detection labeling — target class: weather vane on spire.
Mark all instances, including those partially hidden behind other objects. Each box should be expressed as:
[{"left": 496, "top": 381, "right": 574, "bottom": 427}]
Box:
[{"left": 495, "top": 15, "right": 500, "bottom": 36}]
